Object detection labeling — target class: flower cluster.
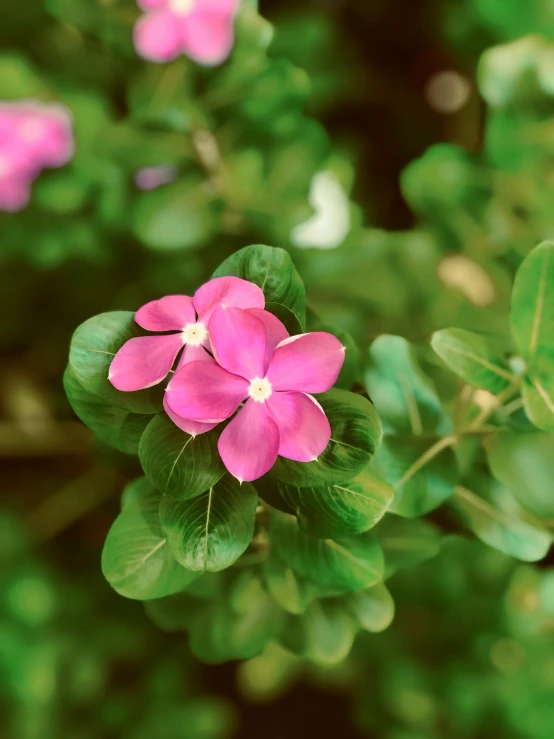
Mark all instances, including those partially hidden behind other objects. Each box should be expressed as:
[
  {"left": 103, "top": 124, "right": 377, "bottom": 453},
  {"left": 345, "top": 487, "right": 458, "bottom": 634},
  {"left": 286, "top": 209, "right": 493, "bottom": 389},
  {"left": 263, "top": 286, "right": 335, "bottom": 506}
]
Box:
[
  {"left": 109, "top": 277, "right": 345, "bottom": 481},
  {"left": 133, "top": 0, "right": 240, "bottom": 66},
  {"left": 0, "top": 100, "right": 74, "bottom": 212}
]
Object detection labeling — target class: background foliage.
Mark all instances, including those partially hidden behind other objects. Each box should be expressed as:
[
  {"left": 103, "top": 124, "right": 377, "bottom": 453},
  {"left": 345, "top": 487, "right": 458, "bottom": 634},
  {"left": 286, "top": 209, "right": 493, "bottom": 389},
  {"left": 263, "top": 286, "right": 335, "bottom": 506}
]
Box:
[{"left": 2, "top": 0, "right": 554, "bottom": 738}]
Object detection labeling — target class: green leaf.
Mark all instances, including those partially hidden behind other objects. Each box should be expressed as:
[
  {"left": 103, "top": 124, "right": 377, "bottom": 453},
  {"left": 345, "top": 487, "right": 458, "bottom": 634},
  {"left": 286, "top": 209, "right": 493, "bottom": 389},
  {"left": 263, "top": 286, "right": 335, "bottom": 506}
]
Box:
[
  {"left": 121, "top": 476, "right": 156, "bottom": 510},
  {"left": 374, "top": 436, "right": 459, "bottom": 517},
  {"left": 263, "top": 553, "right": 317, "bottom": 615},
  {"left": 486, "top": 430, "right": 554, "bottom": 519},
  {"left": 263, "top": 467, "right": 393, "bottom": 538},
  {"left": 270, "top": 389, "right": 382, "bottom": 486},
  {"left": 431, "top": 328, "right": 513, "bottom": 392},
  {"left": 139, "top": 414, "right": 225, "bottom": 500},
  {"left": 132, "top": 179, "right": 218, "bottom": 251},
  {"left": 269, "top": 509, "right": 385, "bottom": 592},
  {"left": 143, "top": 591, "right": 204, "bottom": 632},
  {"left": 452, "top": 482, "right": 551, "bottom": 562},
  {"left": 212, "top": 244, "right": 306, "bottom": 330},
  {"left": 64, "top": 367, "right": 151, "bottom": 455},
  {"left": 189, "top": 589, "right": 280, "bottom": 663},
  {"left": 302, "top": 601, "right": 357, "bottom": 665},
  {"left": 366, "top": 334, "right": 442, "bottom": 435},
  {"left": 522, "top": 367, "right": 554, "bottom": 433},
  {"left": 511, "top": 241, "right": 554, "bottom": 365},
  {"left": 159, "top": 476, "right": 258, "bottom": 572},
  {"left": 346, "top": 582, "right": 395, "bottom": 633},
  {"left": 101, "top": 481, "right": 198, "bottom": 600},
  {"left": 374, "top": 514, "right": 442, "bottom": 578},
  {"left": 68, "top": 311, "right": 163, "bottom": 414}
]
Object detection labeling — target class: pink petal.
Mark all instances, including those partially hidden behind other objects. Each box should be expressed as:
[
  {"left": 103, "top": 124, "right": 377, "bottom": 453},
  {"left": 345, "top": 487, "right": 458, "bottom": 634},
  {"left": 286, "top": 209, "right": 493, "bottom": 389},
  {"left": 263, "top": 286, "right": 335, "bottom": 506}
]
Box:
[
  {"left": 133, "top": 11, "right": 184, "bottom": 62},
  {"left": 176, "top": 342, "right": 212, "bottom": 370},
  {"left": 163, "top": 395, "right": 218, "bottom": 436},
  {"left": 200, "top": 0, "right": 240, "bottom": 10},
  {"left": 0, "top": 175, "right": 32, "bottom": 213},
  {"left": 218, "top": 399, "right": 280, "bottom": 482},
  {"left": 135, "top": 295, "right": 196, "bottom": 332},
  {"left": 267, "top": 332, "right": 345, "bottom": 393},
  {"left": 267, "top": 392, "right": 331, "bottom": 462},
  {"left": 180, "top": 9, "right": 236, "bottom": 66},
  {"left": 108, "top": 334, "right": 183, "bottom": 391},
  {"left": 29, "top": 105, "right": 74, "bottom": 169},
  {"left": 166, "top": 360, "right": 248, "bottom": 422},
  {"left": 193, "top": 276, "right": 265, "bottom": 324},
  {"left": 247, "top": 309, "right": 289, "bottom": 372},
  {"left": 208, "top": 306, "right": 266, "bottom": 381}
]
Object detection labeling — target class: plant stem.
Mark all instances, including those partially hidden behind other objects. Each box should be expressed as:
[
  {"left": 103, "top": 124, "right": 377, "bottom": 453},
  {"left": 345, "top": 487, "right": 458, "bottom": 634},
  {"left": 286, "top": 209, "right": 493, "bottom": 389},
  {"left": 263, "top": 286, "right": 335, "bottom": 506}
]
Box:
[{"left": 395, "top": 434, "right": 458, "bottom": 489}]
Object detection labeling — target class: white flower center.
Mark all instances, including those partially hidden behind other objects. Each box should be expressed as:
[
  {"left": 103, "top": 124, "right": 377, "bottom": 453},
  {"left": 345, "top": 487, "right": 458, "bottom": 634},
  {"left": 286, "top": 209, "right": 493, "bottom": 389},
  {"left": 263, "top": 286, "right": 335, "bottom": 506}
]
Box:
[
  {"left": 168, "top": 0, "right": 195, "bottom": 14},
  {"left": 182, "top": 322, "right": 208, "bottom": 347},
  {"left": 248, "top": 377, "right": 272, "bottom": 403},
  {"left": 19, "top": 118, "right": 45, "bottom": 143}
]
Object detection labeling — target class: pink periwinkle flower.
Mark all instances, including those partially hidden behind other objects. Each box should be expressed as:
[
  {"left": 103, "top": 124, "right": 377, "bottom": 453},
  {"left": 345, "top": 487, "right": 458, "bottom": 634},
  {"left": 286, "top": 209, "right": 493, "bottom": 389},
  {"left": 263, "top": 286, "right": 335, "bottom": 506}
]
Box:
[
  {"left": 0, "top": 100, "right": 74, "bottom": 212},
  {"left": 134, "top": 164, "right": 178, "bottom": 191},
  {"left": 165, "top": 306, "right": 346, "bottom": 482},
  {"left": 134, "top": 0, "right": 240, "bottom": 66},
  {"left": 108, "top": 276, "right": 265, "bottom": 435}
]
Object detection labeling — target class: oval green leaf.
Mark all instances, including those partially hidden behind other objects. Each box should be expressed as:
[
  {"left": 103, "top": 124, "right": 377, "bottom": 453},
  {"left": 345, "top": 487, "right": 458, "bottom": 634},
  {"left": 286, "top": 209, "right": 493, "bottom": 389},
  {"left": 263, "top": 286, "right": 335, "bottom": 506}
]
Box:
[
  {"left": 68, "top": 311, "right": 163, "bottom": 414},
  {"left": 366, "top": 334, "right": 442, "bottom": 435},
  {"left": 511, "top": 241, "right": 554, "bottom": 364},
  {"left": 269, "top": 389, "right": 383, "bottom": 487},
  {"left": 139, "top": 414, "right": 225, "bottom": 500},
  {"left": 159, "top": 476, "right": 258, "bottom": 572},
  {"left": 452, "top": 482, "right": 551, "bottom": 562},
  {"left": 346, "top": 582, "right": 395, "bottom": 633},
  {"left": 431, "top": 327, "right": 513, "bottom": 392},
  {"left": 101, "top": 480, "right": 198, "bottom": 600},
  {"left": 268, "top": 509, "right": 385, "bottom": 592},
  {"left": 212, "top": 244, "right": 306, "bottom": 330},
  {"left": 64, "top": 367, "right": 151, "bottom": 455},
  {"left": 264, "top": 467, "right": 393, "bottom": 538},
  {"left": 374, "top": 436, "right": 459, "bottom": 517}
]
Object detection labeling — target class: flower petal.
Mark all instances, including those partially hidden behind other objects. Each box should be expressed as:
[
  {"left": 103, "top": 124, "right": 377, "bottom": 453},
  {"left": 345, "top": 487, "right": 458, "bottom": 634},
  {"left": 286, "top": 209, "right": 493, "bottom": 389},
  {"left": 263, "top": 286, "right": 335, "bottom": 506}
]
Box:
[
  {"left": 193, "top": 276, "right": 265, "bottom": 324},
  {"left": 267, "top": 392, "right": 331, "bottom": 462},
  {"left": 246, "top": 309, "right": 289, "bottom": 372},
  {"left": 180, "top": 9, "right": 236, "bottom": 66},
  {"left": 267, "top": 332, "right": 345, "bottom": 393},
  {"left": 166, "top": 360, "right": 248, "bottom": 422},
  {"left": 137, "top": 0, "right": 167, "bottom": 9},
  {"left": 163, "top": 395, "right": 218, "bottom": 436},
  {"left": 209, "top": 306, "right": 266, "bottom": 380},
  {"left": 133, "top": 11, "right": 184, "bottom": 62},
  {"left": 135, "top": 295, "right": 196, "bottom": 332},
  {"left": 218, "top": 399, "right": 279, "bottom": 482},
  {"left": 109, "top": 334, "right": 183, "bottom": 391},
  {"left": 176, "top": 342, "right": 212, "bottom": 370}
]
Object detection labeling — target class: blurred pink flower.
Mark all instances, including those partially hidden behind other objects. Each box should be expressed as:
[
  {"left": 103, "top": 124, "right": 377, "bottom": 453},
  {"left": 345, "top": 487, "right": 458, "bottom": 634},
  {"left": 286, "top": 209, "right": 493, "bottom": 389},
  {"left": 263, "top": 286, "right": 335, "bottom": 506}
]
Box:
[
  {"left": 108, "top": 276, "right": 264, "bottom": 435},
  {"left": 133, "top": 0, "right": 240, "bottom": 66},
  {"left": 134, "top": 164, "right": 178, "bottom": 191},
  {"left": 166, "top": 306, "right": 345, "bottom": 482},
  {"left": 0, "top": 100, "right": 74, "bottom": 212}
]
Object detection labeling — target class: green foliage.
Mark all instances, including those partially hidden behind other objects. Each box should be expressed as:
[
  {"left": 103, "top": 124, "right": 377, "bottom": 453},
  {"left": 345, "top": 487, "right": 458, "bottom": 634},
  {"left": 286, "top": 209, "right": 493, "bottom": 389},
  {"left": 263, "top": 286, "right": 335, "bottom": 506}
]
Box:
[
  {"left": 269, "top": 389, "right": 382, "bottom": 486},
  {"left": 431, "top": 328, "right": 513, "bottom": 392},
  {"left": 159, "top": 477, "right": 258, "bottom": 572},
  {"left": 213, "top": 244, "right": 307, "bottom": 329},
  {"left": 101, "top": 480, "right": 198, "bottom": 600},
  {"left": 139, "top": 414, "right": 225, "bottom": 500}
]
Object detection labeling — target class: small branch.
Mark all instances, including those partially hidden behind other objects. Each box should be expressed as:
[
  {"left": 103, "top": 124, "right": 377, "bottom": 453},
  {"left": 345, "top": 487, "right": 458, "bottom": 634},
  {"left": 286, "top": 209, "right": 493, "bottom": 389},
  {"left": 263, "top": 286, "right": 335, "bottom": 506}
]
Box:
[{"left": 395, "top": 435, "right": 458, "bottom": 489}]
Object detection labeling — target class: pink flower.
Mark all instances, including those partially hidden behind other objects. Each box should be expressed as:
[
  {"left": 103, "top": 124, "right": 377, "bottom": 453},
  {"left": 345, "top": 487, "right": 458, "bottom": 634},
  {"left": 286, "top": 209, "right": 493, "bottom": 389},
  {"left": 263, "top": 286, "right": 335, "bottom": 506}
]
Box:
[
  {"left": 0, "top": 100, "right": 74, "bottom": 212},
  {"left": 133, "top": 0, "right": 240, "bottom": 66},
  {"left": 165, "top": 306, "right": 345, "bottom": 482},
  {"left": 134, "top": 164, "right": 178, "bottom": 191},
  {"left": 108, "top": 277, "right": 264, "bottom": 434}
]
